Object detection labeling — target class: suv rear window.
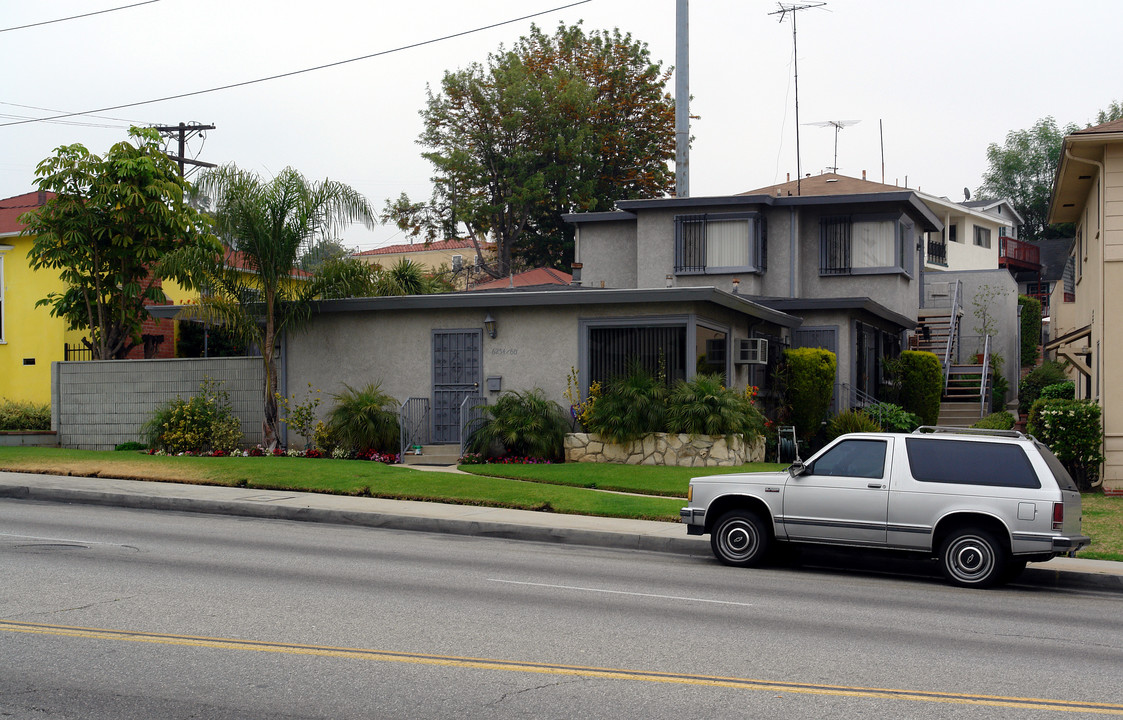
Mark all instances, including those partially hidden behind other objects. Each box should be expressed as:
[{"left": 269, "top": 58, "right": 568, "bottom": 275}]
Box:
[{"left": 905, "top": 438, "right": 1040, "bottom": 489}]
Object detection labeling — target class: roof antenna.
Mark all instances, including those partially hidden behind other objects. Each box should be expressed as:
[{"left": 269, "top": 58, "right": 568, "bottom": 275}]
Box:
[
  {"left": 769, "top": 2, "right": 827, "bottom": 196},
  {"left": 805, "top": 120, "right": 860, "bottom": 173}
]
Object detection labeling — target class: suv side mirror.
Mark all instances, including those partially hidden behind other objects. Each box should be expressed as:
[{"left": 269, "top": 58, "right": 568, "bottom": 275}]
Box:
[{"left": 789, "top": 461, "right": 806, "bottom": 477}]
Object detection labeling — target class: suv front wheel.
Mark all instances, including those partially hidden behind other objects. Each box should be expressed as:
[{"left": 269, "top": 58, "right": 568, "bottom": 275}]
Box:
[
  {"left": 711, "top": 510, "right": 772, "bottom": 567},
  {"left": 939, "top": 528, "right": 1009, "bottom": 588}
]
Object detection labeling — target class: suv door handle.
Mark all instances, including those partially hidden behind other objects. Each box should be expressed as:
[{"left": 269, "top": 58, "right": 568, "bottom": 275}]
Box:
[{"left": 867, "top": 483, "right": 885, "bottom": 489}]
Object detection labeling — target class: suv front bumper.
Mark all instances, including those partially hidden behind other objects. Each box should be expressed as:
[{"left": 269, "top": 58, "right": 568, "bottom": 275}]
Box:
[{"left": 681, "top": 507, "right": 705, "bottom": 535}]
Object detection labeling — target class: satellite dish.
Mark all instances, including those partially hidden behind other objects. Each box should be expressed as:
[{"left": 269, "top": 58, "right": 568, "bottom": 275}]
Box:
[{"left": 964, "top": 187, "right": 971, "bottom": 201}]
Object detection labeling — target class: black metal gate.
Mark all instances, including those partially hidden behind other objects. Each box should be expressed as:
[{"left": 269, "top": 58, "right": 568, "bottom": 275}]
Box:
[{"left": 432, "top": 330, "right": 482, "bottom": 444}]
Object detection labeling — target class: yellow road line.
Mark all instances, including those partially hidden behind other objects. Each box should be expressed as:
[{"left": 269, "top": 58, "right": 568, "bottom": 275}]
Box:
[{"left": 2, "top": 619, "right": 1120, "bottom": 715}]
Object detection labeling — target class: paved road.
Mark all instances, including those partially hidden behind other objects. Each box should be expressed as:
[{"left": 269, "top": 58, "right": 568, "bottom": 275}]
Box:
[{"left": 3, "top": 500, "right": 1122, "bottom": 719}]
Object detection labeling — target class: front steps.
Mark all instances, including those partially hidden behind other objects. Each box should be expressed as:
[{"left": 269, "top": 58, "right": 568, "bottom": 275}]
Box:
[{"left": 400, "top": 444, "right": 462, "bottom": 466}]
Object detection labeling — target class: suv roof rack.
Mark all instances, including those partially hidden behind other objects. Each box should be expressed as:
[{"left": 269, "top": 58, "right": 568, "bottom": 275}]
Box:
[{"left": 912, "top": 426, "right": 1028, "bottom": 439}]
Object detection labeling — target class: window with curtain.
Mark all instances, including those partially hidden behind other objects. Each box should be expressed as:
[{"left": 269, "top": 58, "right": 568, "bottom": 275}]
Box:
[
  {"left": 820, "top": 214, "right": 910, "bottom": 275},
  {"left": 974, "top": 226, "right": 992, "bottom": 248},
  {"left": 675, "top": 213, "right": 764, "bottom": 274}
]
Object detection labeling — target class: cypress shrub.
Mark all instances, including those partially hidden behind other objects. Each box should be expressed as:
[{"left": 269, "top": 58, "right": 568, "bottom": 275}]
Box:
[
  {"left": 778, "top": 347, "right": 836, "bottom": 441},
  {"left": 893, "top": 351, "right": 942, "bottom": 426},
  {"left": 1018, "top": 295, "right": 1041, "bottom": 367},
  {"left": 1018, "top": 361, "right": 1068, "bottom": 414}
]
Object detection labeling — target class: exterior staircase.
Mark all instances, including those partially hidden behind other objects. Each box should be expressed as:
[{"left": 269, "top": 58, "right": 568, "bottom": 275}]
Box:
[{"left": 912, "top": 292, "right": 991, "bottom": 428}]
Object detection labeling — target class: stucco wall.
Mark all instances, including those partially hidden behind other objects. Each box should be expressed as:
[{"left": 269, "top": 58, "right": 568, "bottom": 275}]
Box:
[
  {"left": 575, "top": 220, "right": 638, "bottom": 289},
  {"left": 53, "top": 356, "right": 265, "bottom": 450}
]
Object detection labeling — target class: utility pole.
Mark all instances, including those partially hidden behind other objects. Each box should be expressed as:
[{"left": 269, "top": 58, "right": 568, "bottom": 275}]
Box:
[
  {"left": 769, "top": 2, "right": 825, "bottom": 196},
  {"left": 675, "top": 0, "right": 689, "bottom": 197},
  {"left": 152, "top": 122, "right": 216, "bottom": 177}
]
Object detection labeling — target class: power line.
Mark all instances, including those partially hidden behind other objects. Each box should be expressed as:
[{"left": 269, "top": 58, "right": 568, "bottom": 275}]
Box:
[
  {"left": 0, "top": 0, "right": 592, "bottom": 129},
  {"left": 0, "top": 102, "right": 152, "bottom": 126},
  {"left": 0, "top": 1, "right": 162, "bottom": 34}
]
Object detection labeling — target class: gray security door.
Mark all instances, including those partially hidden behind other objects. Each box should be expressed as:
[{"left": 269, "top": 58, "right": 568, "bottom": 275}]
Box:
[{"left": 432, "top": 330, "right": 482, "bottom": 444}]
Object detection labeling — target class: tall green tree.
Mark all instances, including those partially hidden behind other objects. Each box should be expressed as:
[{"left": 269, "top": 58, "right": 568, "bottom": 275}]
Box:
[
  {"left": 976, "top": 116, "right": 1078, "bottom": 241},
  {"left": 1096, "top": 100, "right": 1123, "bottom": 125},
  {"left": 166, "top": 165, "right": 375, "bottom": 448},
  {"left": 21, "top": 127, "right": 215, "bottom": 359},
  {"left": 384, "top": 22, "right": 675, "bottom": 276}
]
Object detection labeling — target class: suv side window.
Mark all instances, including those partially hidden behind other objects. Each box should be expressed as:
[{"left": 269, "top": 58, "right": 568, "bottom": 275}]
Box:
[
  {"left": 1036, "top": 443, "right": 1078, "bottom": 492},
  {"left": 809, "top": 439, "right": 887, "bottom": 479},
  {"left": 905, "top": 438, "right": 1040, "bottom": 489}
]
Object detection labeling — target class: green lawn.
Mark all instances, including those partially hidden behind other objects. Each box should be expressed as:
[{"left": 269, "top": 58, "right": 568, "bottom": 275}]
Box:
[
  {"left": 1, "top": 446, "right": 1119, "bottom": 561},
  {"left": 461, "top": 461, "right": 786, "bottom": 497}
]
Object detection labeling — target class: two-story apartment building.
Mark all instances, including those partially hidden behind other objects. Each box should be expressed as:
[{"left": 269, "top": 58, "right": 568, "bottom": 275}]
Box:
[
  {"left": 1046, "top": 118, "right": 1123, "bottom": 492},
  {"left": 564, "top": 186, "right": 942, "bottom": 405}
]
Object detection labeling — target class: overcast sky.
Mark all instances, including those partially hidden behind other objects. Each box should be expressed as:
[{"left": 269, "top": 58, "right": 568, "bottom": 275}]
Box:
[{"left": 2, "top": 0, "right": 1119, "bottom": 251}]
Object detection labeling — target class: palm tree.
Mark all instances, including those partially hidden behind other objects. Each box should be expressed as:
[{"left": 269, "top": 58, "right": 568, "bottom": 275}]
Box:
[{"left": 168, "top": 165, "right": 375, "bottom": 448}]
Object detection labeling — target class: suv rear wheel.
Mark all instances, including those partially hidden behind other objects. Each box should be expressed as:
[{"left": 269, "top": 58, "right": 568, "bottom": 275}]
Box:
[
  {"left": 711, "top": 510, "right": 772, "bottom": 567},
  {"left": 939, "top": 528, "right": 1008, "bottom": 588}
]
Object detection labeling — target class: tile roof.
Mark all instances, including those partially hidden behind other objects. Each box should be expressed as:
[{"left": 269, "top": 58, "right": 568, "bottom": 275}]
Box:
[
  {"left": 224, "top": 247, "right": 311, "bottom": 278},
  {"left": 469, "top": 267, "right": 572, "bottom": 291},
  {"left": 741, "top": 172, "right": 907, "bottom": 197},
  {"left": 0, "top": 191, "right": 54, "bottom": 235},
  {"left": 352, "top": 238, "right": 487, "bottom": 257}
]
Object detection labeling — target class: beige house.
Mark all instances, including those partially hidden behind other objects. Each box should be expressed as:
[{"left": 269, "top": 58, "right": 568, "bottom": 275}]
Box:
[
  {"left": 1046, "top": 118, "right": 1123, "bottom": 492},
  {"left": 351, "top": 238, "right": 494, "bottom": 289}
]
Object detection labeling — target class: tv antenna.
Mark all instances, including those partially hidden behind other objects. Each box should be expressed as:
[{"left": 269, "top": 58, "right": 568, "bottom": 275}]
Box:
[
  {"left": 805, "top": 119, "right": 860, "bottom": 173},
  {"left": 769, "top": 2, "right": 827, "bottom": 196}
]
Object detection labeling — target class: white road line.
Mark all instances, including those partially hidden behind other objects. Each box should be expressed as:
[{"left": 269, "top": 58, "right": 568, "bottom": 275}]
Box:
[{"left": 487, "top": 579, "right": 754, "bottom": 607}]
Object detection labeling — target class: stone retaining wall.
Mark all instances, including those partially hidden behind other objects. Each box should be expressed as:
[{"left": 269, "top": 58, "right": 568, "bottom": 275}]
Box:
[
  {"left": 564, "top": 432, "right": 765, "bottom": 467},
  {"left": 0, "top": 431, "right": 59, "bottom": 448}
]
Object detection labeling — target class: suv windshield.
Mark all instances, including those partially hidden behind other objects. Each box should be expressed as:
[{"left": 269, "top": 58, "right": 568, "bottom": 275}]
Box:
[{"left": 1036, "top": 442, "right": 1079, "bottom": 492}]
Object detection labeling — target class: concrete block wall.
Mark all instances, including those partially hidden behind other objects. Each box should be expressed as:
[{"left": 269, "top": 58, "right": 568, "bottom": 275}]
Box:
[{"left": 53, "top": 357, "right": 264, "bottom": 450}]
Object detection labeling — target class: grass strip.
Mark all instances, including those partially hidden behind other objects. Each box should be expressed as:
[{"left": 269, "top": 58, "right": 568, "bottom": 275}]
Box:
[
  {"left": 0, "top": 447, "right": 681, "bottom": 521},
  {"left": 461, "top": 461, "right": 788, "bottom": 497}
]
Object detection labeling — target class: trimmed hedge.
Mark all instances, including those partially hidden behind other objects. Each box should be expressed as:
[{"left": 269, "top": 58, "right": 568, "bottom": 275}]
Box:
[
  {"left": 0, "top": 399, "right": 51, "bottom": 431},
  {"left": 1028, "top": 398, "right": 1104, "bottom": 491},
  {"left": 893, "top": 351, "right": 942, "bottom": 426},
  {"left": 972, "top": 411, "right": 1016, "bottom": 430},
  {"left": 1018, "top": 295, "right": 1041, "bottom": 367},
  {"left": 779, "top": 347, "right": 836, "bottom": 441}
]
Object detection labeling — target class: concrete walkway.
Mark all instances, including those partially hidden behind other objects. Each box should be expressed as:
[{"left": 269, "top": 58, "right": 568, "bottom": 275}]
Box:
[{"left": 1, "top": 468, "right": 1120, "bottom": 592}]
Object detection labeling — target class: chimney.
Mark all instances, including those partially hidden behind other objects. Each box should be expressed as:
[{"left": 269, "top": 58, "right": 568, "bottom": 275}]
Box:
[
  {"left": 786, "top": 172, "right": 790, "bottom": 182},
  {"left": 862, "top": 170, "right": 867, "bottom": 181},
  {"left": 570, "top": 262, "right": 583, "bottom": 286},
  {"left": 731, "top": 278, "right": 740, "bottom": 294},
  {"left": 37, "top": 190, "right": 46, "bottom": 205}
]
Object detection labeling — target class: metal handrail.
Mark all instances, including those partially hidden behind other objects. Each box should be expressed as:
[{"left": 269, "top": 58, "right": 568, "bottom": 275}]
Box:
[
  {"left": 399, "top": 397, "right": 430, "bottom": 458},
  {"left": 979, "top": 334, "right": 991, "bottom": 418},
  {"left": 943, "top": 279, "right": 962, "bottom": 390},
  {"left": 459, "top": 395, "right": 488, "bottom": 458}
]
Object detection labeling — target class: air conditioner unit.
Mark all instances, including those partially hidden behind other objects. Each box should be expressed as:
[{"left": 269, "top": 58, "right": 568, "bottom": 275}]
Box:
[{"left": 735, "top": 338, "right": 768, "bottom": 365}]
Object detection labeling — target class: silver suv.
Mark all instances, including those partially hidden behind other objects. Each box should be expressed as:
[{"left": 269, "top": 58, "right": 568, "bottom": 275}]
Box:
[{"left": 681, "top": 427, "right": 1090, "bottom": 587}]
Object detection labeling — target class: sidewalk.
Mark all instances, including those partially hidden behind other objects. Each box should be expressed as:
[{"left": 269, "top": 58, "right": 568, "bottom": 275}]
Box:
[{"left": 1, "top": 468, "right": 1120, "bottom": 592}]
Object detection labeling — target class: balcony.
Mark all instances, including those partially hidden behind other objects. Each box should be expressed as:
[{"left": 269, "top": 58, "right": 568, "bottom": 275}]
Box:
[
  {"left": 926, "top": 238, "right": 948, "bottom": 266},
  {"left": 998, "top": 236, "right": 1040, "bottom": 270}
]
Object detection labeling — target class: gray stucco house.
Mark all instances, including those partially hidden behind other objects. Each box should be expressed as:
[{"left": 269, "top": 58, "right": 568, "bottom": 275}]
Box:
[{"left": 565, "top": 189, "right": 942, "bottom": 406}]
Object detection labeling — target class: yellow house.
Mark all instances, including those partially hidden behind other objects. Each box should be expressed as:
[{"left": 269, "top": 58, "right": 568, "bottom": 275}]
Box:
[
  {"left": 352, "top": 238, "right": 494, "bottom": 289},
  {"left": 1047, "top": 118, "right": 1123, "bottom": 493},
  {"left": 0, "top": 191, "right": 189, "bottom": 405}
]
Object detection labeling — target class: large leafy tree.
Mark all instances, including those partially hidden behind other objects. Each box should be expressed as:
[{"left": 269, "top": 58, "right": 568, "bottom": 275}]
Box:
[
  {"left": 166, "top": 165, "right": 375, "bottom": 448},
  {"left": 976, "top": 116, "right": 1078, "bottom": 241},
  {"left": 22, "top": 127, "right": 215, "bottom": 359},
  {"left": 384, "top": 22, "right": 675, "bottom": 276}
]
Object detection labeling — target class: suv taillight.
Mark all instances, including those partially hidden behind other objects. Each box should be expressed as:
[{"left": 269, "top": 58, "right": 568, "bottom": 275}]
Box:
[{"left": 1052, "top": 502, "right": 1065, "bottom": 530}]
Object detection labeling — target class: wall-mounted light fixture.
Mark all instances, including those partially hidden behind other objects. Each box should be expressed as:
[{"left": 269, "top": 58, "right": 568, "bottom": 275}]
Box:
[{"left": 483, "top": 312, "right": 497, "bottom": 339}]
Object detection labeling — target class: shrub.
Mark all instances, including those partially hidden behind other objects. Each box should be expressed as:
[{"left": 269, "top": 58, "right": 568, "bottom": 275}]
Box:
[
  {"left": 863, "top": 402, "right": 921, "bottom": 433},
  {"left": 466, "top": 388, "right": 568, "bottom": 462},
  {"left": 583, "top": 364, "right": 668, "bottom": 444},
  {"left": 972, "top": 411, "right": 1016, "bottom": 430},
  {"left": 666, "top": 374, "right": 764, "bottom": 439},
  {"left": 0, "top": 399, "right": 51, "bottom": 431},
  {"left": 276, "top": 384, "right": 322, "bottom": 450},
  {"left": 777, "top": 347, "right": 836, "bottom": 441},
  {"left": 1039, "top": 381, "right": 1075, "bottom": 400},
  {"left": 114, "top": 441, "right": 147, "bottom": 451},
  {"left": 143, "top": 378, "right": 243, "bottom": 454},
  {"left": 1028, "top": 398, "right": 1104, "bottom": 491},
  {"left": 1018, "top": 295, "right": 1042, "bottom": 367},
  {"left": 825, "top": 409, "right": 881, "bottom": 441},
  {"left": 888, "top": 351, "right": 942, "bottom": 426},
  {"left": 1018, "top": 361, "right": 1067, "bottom": 414},
  {"left": 326, "top": 383, "right": 400, "bottom": 454}
]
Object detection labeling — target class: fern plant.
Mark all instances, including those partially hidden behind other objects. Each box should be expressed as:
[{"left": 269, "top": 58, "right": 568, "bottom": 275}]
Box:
[
  {"left": 825, "top": 409, "right": 882, "bottom": 441},
  {"left": 583, "top": 364, "right": 668, "bottom": 444},
  {"left": 326, "top": 383, "right": 400, "bottom": 453},
  {"left": 466, "top": 388, "right": 568, "bottom": 461},
  {"left": 666, "top": 374, "right": 763, "bottom": 438}
]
